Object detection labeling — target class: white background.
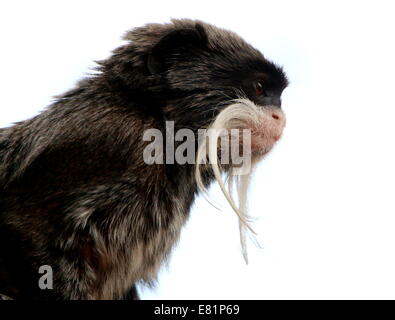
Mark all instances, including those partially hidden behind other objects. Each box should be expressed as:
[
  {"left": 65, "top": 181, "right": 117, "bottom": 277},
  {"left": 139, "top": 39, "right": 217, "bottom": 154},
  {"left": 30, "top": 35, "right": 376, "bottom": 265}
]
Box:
[{"left": 1, "top": 0, "right": 395, "bottom": 299}]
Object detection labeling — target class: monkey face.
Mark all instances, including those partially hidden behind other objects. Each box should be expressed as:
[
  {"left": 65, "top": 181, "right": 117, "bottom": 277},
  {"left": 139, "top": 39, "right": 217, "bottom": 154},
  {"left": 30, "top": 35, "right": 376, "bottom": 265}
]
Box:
[
  {"left": 118, "top": 19, "right": 288, "bottom": 159},
  {"left": 136, "top": 20, "right": 288, "bottom": 157}
]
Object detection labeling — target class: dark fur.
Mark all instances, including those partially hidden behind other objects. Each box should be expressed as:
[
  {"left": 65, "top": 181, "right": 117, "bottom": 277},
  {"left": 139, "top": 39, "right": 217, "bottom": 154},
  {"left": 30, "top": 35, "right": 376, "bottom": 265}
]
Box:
[{"left": 0, "top": 19, "right": 287, "bottom": 299}]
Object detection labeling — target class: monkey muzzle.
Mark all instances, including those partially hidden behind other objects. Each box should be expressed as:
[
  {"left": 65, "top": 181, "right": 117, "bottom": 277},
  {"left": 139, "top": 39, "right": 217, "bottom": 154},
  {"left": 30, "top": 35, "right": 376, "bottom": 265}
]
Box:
[
  {"left": 249, "top": 104, "right": 286, "bottom": 155},
  {"left": 213, "top": 98, "right": 286, "bottom": 158}
]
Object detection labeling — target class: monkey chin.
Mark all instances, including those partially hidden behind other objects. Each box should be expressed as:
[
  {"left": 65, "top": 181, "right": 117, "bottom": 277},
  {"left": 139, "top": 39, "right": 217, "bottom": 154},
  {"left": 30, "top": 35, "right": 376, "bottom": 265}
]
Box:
[
  {"left": 251, "top": 144, "right": 274, "bottom": 159},
  {"left": 250, "top": 133, "right": 283, "bottom": 159}
]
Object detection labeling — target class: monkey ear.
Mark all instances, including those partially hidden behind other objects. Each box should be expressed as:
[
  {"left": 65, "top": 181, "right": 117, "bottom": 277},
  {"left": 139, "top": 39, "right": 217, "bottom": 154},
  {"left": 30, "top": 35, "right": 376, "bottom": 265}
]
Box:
[{"left": 147, "top": 24, "right": 208, "bottom": 75}]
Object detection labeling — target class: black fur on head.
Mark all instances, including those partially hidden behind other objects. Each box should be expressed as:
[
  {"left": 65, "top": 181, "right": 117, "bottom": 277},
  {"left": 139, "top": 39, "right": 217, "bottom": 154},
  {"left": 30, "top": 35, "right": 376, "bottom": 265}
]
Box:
[{"left": 97, "top": 19, "right": 288, "bottom": 129}]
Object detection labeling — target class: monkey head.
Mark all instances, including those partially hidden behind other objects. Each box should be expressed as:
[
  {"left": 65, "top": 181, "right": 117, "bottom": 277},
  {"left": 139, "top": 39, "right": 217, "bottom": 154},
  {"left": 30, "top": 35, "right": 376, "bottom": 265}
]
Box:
[{"left": 100, "top": 19, "right": 288, "bottom": 159}]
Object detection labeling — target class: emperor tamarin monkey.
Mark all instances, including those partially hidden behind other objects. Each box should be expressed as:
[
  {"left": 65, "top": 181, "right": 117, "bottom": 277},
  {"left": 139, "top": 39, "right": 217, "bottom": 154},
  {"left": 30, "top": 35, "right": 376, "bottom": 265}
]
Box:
[{"left": 0, "top": 19, "right": 288, "bottom": 300}]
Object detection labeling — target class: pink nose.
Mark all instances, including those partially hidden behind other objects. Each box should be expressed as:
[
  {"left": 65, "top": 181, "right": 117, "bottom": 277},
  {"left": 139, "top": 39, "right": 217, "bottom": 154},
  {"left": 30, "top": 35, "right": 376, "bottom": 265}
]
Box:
[
  {"left": 270, "top": 109, "right": 285, "bottom": 141},
  {"left": 271, "top": 110, "right": 284, "bottom": 122}
]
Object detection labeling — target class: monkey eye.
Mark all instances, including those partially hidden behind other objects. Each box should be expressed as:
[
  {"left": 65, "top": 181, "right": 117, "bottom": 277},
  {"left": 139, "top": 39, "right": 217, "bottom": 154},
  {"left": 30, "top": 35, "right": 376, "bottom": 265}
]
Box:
[{"left": 255, "top": 81, "right": 266, "bottom": 97}]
